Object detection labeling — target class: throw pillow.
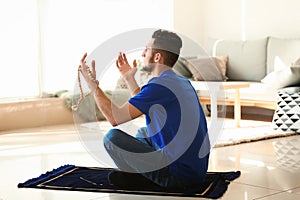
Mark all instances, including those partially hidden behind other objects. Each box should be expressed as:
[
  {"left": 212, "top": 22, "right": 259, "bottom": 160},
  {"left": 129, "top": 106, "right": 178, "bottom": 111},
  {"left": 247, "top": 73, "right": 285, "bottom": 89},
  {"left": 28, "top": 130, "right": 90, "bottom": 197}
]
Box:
[
  {"left": 213, "top": 56, "right": 228, "bottom": 80},
  {"left": 261, "top": 58, "right": 300, "bottom": 89},
  {"left": 185, "top": 56, "right": 228, "bottom": 81},
  {"left": 172, "top": 57, "right": 193, "bottom": 78}
]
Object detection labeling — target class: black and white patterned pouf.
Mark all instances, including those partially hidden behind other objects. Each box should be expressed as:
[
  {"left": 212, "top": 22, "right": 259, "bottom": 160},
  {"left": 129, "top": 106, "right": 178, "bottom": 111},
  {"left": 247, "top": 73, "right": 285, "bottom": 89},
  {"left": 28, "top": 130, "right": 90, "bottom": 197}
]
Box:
[{"left": 272, "top": 87, "right": 300, "bottom": 133}]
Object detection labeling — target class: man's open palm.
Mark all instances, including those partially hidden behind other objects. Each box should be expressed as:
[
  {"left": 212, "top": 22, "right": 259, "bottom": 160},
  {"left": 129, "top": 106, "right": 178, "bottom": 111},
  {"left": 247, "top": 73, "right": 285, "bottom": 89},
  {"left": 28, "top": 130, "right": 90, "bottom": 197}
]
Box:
[{"left": 116, "top": 52, "right": 137, "bottom": 78}]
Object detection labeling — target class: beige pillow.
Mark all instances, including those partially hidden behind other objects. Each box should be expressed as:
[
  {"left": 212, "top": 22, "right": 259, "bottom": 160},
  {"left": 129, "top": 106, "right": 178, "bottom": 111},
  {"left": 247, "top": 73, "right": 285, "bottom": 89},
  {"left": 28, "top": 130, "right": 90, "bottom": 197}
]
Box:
[
  {"left": 185, "top": 56, "right": 228, "bottom": 81},
  {"left": 172, "top": 57, "right": 193, "bottom": 78}
]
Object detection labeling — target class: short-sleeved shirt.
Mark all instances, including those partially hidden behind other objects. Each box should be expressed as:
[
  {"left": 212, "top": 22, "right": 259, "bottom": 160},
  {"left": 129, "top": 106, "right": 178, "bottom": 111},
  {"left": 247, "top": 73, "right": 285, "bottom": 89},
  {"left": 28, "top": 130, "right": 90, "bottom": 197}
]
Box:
[{"left": 129, "top": 70, "right": 210, "bottom": 184}]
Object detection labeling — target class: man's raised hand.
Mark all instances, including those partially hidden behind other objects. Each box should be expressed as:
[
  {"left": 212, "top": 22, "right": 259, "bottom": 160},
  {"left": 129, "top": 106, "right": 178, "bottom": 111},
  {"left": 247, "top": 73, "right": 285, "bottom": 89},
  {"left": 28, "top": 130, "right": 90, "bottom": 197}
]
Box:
[
  {"left": 116, "top": 52, "right": 137, "bottom": 80},
  {"left": 78, "top": 53, "right": 99, "bottom": 92}
]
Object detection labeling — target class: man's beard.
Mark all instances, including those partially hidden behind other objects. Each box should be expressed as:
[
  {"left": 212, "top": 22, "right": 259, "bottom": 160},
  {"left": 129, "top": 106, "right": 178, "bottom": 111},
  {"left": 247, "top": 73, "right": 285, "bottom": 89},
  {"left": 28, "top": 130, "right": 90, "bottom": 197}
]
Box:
[
  {"left": 141, "top": 55, "right": 155, "bottom": 72},
  {"left": 141, "top": 64, "right": 154, "bottom": 72}
]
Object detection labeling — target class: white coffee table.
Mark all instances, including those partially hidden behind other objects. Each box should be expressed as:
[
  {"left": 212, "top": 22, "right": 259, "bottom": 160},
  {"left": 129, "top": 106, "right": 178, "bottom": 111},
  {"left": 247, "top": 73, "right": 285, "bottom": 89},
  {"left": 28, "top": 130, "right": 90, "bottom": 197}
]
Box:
[{"left": 191, "top": 81, "right": 250, "bottom": 127}]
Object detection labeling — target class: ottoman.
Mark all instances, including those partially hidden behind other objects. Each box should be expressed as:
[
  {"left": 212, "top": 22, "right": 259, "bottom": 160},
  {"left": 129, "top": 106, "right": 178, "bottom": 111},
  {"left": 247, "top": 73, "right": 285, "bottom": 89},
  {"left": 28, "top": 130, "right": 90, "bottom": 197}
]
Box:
[{"left": 272, "top": 87, "right": 300, "bottom": 133}]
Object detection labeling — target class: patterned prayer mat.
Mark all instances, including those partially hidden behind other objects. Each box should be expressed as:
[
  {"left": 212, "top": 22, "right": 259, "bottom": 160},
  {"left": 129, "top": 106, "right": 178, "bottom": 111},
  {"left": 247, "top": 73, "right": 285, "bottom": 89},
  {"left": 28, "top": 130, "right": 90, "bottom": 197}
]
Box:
[{"left": 18, "top": 165, "right": 240, "bottom": 199}]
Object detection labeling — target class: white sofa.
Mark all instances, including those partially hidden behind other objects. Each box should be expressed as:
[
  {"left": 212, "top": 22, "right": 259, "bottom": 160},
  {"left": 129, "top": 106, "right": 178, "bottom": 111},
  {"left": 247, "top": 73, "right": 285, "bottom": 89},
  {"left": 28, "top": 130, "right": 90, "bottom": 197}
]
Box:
[
  {"left": 61, "top": 37, "right": 300, "bottom": 124},
  {"left": 173, "top": 36, "right": 300, "bottom": 110}
]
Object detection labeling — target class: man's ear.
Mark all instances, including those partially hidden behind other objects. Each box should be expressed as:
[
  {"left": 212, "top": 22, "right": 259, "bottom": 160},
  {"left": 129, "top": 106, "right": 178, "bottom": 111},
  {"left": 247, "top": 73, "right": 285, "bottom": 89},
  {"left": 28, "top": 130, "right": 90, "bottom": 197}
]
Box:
[{"left": 154, "top": 52, "right": 161, "bottom": 62}]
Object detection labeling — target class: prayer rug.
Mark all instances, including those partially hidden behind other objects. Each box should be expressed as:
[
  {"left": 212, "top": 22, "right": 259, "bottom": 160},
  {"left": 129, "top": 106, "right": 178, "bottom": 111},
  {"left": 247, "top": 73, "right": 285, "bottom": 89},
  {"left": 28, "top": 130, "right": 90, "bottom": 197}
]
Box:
[{"left": 18, "top": 165, "right": 240, "bottom": 199}]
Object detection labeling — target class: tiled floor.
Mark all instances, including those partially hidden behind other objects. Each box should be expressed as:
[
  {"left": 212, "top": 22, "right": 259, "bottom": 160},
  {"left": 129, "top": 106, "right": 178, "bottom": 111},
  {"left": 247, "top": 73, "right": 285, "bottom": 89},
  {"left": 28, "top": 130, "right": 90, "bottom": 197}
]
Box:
[{"left": 0, "top": 119, "right": 300, "bottom": 200}]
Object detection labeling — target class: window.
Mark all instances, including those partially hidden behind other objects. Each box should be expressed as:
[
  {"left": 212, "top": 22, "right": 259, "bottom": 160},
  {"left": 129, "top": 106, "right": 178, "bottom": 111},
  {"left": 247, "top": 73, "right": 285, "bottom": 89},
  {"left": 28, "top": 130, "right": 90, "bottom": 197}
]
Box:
[
  {"left": 0, "top": 0, "right": 173, "bottom": 99},
  {"left": 0, "top": 0, "right": 39, "bottom": 99}
]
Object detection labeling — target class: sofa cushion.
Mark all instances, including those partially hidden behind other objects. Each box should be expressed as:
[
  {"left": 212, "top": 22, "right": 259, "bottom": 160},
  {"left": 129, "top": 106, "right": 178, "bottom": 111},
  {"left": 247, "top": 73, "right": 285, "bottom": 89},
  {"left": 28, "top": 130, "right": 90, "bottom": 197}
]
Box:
[
  {"left": 185, "top": 56, "right": 228, "bottom": 81},
  {"left": 267, "top": 37, "right": 300, "bottom": 73},
  {"left": 212, "top": 38, "right": 268, "bottom": 81}
]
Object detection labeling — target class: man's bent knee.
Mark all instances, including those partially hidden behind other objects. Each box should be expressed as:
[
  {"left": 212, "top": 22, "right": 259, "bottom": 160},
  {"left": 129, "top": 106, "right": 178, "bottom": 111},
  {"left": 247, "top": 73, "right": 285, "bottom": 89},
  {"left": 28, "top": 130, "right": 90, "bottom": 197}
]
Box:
[{"left": 103, "top": 129, "right": 129, "bottom": 149}]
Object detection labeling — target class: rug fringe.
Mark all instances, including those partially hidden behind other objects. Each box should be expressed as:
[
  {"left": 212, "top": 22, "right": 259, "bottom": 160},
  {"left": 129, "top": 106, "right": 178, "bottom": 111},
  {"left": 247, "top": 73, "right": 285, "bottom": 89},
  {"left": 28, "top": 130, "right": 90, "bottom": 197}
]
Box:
[{"left": 18, "top": 164, "right": 75, "bottom": 188}]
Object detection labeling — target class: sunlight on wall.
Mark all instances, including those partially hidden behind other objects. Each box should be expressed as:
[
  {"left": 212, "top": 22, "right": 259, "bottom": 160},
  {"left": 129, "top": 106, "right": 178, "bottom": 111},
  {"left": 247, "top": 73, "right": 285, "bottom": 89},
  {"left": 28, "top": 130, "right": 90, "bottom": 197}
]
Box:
[{"left": 241, "top": 0, "right": 246, "bottom": 41}]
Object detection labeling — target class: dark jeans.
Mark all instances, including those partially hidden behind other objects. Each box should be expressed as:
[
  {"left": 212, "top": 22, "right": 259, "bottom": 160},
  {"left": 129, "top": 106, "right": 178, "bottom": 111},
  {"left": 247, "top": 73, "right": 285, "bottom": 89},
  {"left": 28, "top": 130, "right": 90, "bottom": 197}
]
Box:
[{"left": 103, "top": 128, "right": 188, "bottom": 189}]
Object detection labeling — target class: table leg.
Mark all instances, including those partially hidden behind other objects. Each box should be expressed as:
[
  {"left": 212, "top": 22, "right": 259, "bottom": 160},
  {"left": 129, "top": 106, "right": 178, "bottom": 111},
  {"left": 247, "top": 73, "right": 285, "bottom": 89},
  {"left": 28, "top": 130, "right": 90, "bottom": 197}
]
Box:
[
  {"left": 234, "top": 88, "right": 241, "bottom": 127},
  {"left": 210, "top": 90, "right": 218, "bottom": 125}
]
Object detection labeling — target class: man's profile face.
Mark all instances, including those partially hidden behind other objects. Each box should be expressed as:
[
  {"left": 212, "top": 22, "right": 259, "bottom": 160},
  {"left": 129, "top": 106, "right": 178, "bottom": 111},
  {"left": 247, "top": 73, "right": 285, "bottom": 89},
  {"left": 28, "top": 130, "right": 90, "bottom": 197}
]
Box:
[{"left": 141, "top": 38, "right": 156, "bottom": 72}]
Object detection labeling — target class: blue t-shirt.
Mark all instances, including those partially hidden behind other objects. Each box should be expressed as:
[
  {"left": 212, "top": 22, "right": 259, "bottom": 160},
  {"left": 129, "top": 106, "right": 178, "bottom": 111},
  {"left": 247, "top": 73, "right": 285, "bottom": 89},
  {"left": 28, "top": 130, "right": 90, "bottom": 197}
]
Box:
[{"left": 129, "top": 70, "right": 210, "bottom": 184}]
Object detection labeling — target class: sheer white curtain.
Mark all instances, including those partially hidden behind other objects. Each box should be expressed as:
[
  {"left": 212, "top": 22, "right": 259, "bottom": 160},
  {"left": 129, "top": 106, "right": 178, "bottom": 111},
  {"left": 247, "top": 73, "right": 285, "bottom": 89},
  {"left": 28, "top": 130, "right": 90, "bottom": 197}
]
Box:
[
  {"left": 0, "top": 0, "right": 173, "bottom": 99},
  {"left": 0, "top": 0, "right": 39, "bottom": 99}
]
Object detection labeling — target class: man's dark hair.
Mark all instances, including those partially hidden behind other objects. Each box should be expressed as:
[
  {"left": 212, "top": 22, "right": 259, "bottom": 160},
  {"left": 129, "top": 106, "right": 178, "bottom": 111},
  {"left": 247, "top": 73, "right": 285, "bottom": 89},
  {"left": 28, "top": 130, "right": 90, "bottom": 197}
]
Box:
[{"left": 151, "top": 29, "right": 182, "bottom": 67}]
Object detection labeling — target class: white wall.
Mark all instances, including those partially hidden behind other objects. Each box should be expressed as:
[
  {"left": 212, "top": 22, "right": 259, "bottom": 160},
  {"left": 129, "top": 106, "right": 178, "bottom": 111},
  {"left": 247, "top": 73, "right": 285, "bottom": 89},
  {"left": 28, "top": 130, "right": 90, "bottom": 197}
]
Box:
[
  {"left": 173, "top": 0, "right": 204, "bottom": 46},
  {"left": 174, "top": 0, "right": 300, "bottom": 51},
  {"left": 245, "top": 0, "right": 300, "bottom": 39}
]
